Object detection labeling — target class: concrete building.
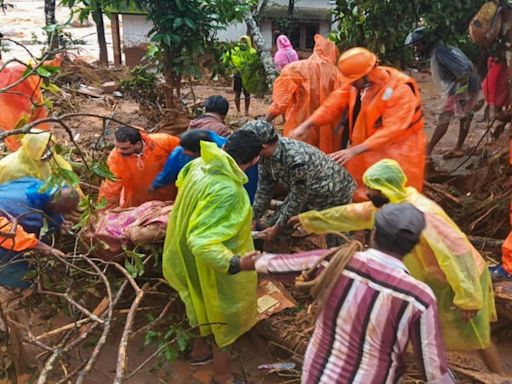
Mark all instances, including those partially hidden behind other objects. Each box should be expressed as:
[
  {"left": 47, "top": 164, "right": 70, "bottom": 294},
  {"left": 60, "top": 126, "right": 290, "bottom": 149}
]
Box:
[{"left": 109, "top": 1, "right": 336, "bottom": 67}]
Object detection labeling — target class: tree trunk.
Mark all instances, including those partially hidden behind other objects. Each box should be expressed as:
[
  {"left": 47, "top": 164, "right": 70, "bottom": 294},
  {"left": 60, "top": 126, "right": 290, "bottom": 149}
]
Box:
[
  {"left": 92, "top": 4, "right": 109, "bottom": 65},
  {"left": 243, "top": 10, "right": 277, "bottom": 91},
  {"left": 287, "top": 0, "right": 295, "bottom": 17},
  {"left": 44, "top": 0, "right": 57, "bottom": 50}
]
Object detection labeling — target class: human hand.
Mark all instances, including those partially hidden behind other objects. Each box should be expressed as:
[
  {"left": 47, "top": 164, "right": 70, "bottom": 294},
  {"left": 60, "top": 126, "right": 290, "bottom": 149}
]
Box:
[
  {"left": 289, "top": 123, "right": 310, "bottom": 141},
  {"left": 239, "top": 251, "right": 262, "bottom": 271},
  {"left": 259, "top": 225, "right": 280, "bottom": 242},
  {"left": 329, "top": 149, "right": 356, "bottom": 166},
  {"left": 459, "top": 308, "right": 479, "bottom": 322},
  {"left": 288, "top": 215, "right": 301, "bottom": 228}
]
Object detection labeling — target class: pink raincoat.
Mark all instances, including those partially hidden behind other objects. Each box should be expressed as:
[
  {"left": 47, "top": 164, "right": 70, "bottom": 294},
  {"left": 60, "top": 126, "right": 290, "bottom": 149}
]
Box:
[{"left": 274, "top": 35, "right": 299, "bottom": 72}]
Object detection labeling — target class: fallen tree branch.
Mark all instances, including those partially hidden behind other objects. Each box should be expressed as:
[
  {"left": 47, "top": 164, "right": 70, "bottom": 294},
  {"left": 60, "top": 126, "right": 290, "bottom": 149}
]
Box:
[{"left": 113, "top": 282, "right": 146, "bottom": 384}]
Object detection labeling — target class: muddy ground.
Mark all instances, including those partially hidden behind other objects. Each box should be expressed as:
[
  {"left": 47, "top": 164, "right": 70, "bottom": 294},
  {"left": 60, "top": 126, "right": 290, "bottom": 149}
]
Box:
[{"left": 1, "top": 2, "right": 512, "bottom": 384}]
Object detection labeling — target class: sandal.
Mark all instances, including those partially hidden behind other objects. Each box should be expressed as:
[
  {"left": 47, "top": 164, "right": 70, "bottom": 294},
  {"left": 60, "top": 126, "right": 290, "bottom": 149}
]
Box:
[{"left": 187, "top": 352, "right": 213, "bottom": 366}]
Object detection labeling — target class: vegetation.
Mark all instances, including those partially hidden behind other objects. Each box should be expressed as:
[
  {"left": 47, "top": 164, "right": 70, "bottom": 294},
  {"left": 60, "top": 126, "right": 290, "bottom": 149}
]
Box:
[
  {"left": 331, "top": 0, "right": 486, "bottom": 66},
  {"left": 127, "top": 0, "right": 253, "bottom": 106}
]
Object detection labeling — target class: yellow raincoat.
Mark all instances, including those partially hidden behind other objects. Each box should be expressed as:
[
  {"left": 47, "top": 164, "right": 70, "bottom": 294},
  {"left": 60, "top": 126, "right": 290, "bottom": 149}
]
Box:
[
  {"left": 299, "top": 159, "right": 496, "bottom": 351},
  {"left": 162, "top": 141, "right": 257, "bottom": 348},
  {"left": 0, "top": 131, "right": 75, "bottom": 184}
]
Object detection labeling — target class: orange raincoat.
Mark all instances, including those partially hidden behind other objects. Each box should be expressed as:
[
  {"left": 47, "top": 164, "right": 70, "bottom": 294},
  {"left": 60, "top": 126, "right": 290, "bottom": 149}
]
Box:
[
  {"left": 98, "top": 129, "right": 180, "bottom": 208},
  {"left": 309, "top": 66, "right": 426, "bottom": 201},
  {"left": 0, "top": 62, "right": 50, "bottom": 152},
  {"left": 268, "top": 35, "right": 342, "bottom": 153}
]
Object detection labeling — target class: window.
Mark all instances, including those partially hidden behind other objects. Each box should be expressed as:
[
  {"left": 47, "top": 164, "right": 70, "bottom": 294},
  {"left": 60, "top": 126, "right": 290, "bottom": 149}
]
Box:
[
  {"left": 305, "top": 24, "right": 319, "bottom": 49},
  {"left": 272, "top": 21, "right": 321, "bottom": 50}
]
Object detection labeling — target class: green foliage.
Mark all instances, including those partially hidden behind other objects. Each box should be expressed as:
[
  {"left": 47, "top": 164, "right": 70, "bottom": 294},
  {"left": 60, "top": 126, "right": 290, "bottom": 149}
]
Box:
[
  {"left": 144, "top": 318, "right": 191, "bottom": 364},
  {"left": 119, "top": 65, "right": 161, "bottom": 104},
  {"left": 127, "top": 0, "right": 253, "bottom": 89},
  {"left": 331, "top": 0, "right": 486, "bottom": 67}
]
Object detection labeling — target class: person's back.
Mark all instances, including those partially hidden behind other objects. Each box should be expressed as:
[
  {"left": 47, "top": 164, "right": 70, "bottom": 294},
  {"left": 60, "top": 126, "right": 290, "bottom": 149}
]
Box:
[
  {"left": 303, "top": 249, "right": 447, "bottom": 383},
  {"left": 163, "top": 130, "right": 262, "bottom": 383},
  {"left": 188, "top": 95, "right": 232, "bottom": 137},
  {"left": 188, "top": 114, "right": 232, "bottom": 137},
  {"left": 260, "top": 137, "right": 354, "bottom": 201}
]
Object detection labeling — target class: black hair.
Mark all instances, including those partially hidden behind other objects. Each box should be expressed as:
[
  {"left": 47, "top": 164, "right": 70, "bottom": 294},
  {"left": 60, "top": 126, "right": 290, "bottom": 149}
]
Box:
[
  {"left": 180, "top": 130, "right": 214, "bottom": 154},
  {"left": 373, "top": 227, "right": 421, "bottom": 257},
  {"left": 115, "top": 126, "right": 142, "bottom": 144},
  {"left": 265, "top": 135, "right": 279, "bottom": 145},
  {"left": 205, "top": 95, "right": 229, "bottom": 116},
  {"left": 224, "top": 130, "right": 262, "bottom": 164}
]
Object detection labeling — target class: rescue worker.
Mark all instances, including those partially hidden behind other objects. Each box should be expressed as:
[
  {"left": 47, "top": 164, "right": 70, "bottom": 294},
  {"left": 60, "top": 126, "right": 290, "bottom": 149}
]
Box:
[
  {"left": 0, "top": 130, "right": 77, "bottom": 184},
  {"left": 289, "top": 159, "right": 502, "bottom": 374},
  {"left": 98, "top": 126, "right": 180, "bottom": 208},
  {"left": 0, "top": 177, "right": 79, "bottom": 288},
  {"left": 405, "top": 27, "right": 482, "bottom": 158},
  {"left": 291, "top": 47, "right": 427, "bottom": 202},
  {"left": 162, "top": 128, "right": 262, "bottom": 384},
  {"left": 0, "top": 57, "right": 62, "bottom": 151},
  {"left": 246, "top": 121, "right": 355, "bottom": 241},
  {"left": 265, "top": 34, "right": 343, "bottom": 153}
]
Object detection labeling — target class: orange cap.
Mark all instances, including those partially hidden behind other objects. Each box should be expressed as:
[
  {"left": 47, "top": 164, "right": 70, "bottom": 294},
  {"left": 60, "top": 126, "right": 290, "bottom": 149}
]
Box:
[{"left": 337, "top": 47, "right": 377, "bottom": 84}]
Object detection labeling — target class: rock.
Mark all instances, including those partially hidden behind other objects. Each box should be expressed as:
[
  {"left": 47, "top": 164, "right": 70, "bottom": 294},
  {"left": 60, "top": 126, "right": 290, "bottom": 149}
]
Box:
[
  {"left": 112, "top": 91, "right": 124, "bottom": 98},
  {"left": 101, "top": 81, "right": 117, "bottom": 94}
]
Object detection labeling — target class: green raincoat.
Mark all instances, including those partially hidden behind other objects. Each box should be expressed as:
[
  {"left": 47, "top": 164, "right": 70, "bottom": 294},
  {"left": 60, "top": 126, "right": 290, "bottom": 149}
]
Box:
[
  {"left": 162, "top": 141, "right": 258, "bottom": 348},
  {"left": 299, "top": 159, "right": 496, "bottom": 352},
  {"left": 224, "top": 35, "right": 267, "bottom": 96}
]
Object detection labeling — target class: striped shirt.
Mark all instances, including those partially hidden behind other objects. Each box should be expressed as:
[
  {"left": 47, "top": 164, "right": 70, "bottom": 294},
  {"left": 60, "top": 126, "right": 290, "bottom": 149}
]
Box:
[{"left": 256, "top": 248, "right": 454, "bottom": 384}]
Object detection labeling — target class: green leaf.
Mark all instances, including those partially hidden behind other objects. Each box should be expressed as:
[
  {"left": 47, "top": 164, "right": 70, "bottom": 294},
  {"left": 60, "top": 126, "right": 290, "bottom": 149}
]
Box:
[
  {"left": 35, "top": 67, "right": 52, "bottom": 78},
  {"left": 173, "top": 18, "right": 184, "bottom": 29},
  {"left": 96, "top": 197, "right": 107, "bottom": 210},
  {"left": 176, "top": 328, "right": 189, "bottom": 352},
  {"left": 183, "top": 18, "right": 196, "bottom": 30},
  {"left": 42, "top": 83, "right": 61, "bottom": 95},
  {"left": 56, "top": 168, "right": 80, "bottom": 187},
  {"left": 43, "top": 24, "right": 59, "bottom": 33},
  {"left": 92, "top": 161, "right": 116, "bottom": 181}
]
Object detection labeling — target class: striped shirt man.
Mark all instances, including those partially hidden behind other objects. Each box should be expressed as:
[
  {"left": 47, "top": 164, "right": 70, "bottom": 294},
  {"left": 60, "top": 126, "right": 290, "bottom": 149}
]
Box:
[{"left": 255, "top": 248, "right": 455, "bottom": 384}]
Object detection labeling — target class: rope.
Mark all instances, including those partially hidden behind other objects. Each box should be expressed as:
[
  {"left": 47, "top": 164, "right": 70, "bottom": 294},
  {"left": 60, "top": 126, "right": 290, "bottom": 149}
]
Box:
[{"left": 295, "top": 232, "right": 362, "bottom": 317}]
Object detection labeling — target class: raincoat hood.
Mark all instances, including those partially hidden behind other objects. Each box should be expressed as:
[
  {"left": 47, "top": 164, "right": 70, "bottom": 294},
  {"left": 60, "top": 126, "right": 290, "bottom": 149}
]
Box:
[
  {"left": 21, "top": 130, "right": 52, "bottom": 160},
  {"left": 277, "top": 35, "right": 293, "bottom": 50},
  {"left": 239, "top": 35, "right": 254, "bottom": 50},
  {"left": 178, "top": 141, "right": 248, "bottom": 188},
  {"left": 362, "top": 159, "right": 409, "bottom": 202},
  {"left": 312, "top": 34, "right": 339, "bottom": 65}
]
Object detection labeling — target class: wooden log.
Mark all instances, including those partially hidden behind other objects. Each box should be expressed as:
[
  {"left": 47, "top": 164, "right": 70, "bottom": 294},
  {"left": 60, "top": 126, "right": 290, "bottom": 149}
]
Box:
[
  {"left": 468, "top": 235, "right": 504, "bottom": 249},
  {"left": 424, "top": 181, "right": 461, "bottom": 205}
]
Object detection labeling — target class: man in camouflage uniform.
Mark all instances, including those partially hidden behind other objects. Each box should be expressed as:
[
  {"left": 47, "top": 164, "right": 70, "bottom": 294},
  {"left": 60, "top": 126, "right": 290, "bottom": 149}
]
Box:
[{"left": 243, "top": 120, "right": 356, "bottom": 241}]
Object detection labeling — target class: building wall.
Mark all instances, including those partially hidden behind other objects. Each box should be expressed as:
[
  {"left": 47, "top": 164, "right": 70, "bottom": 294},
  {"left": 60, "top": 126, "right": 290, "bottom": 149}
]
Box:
[
  {"left": 269, "top": 0, "right": 333, "bottom": 9},
  {"left": 118, "top": 1, "right": 334, "bottom": 65},
  {"left": 122, "top": 14, "right": 152, "bottom": 47}
]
